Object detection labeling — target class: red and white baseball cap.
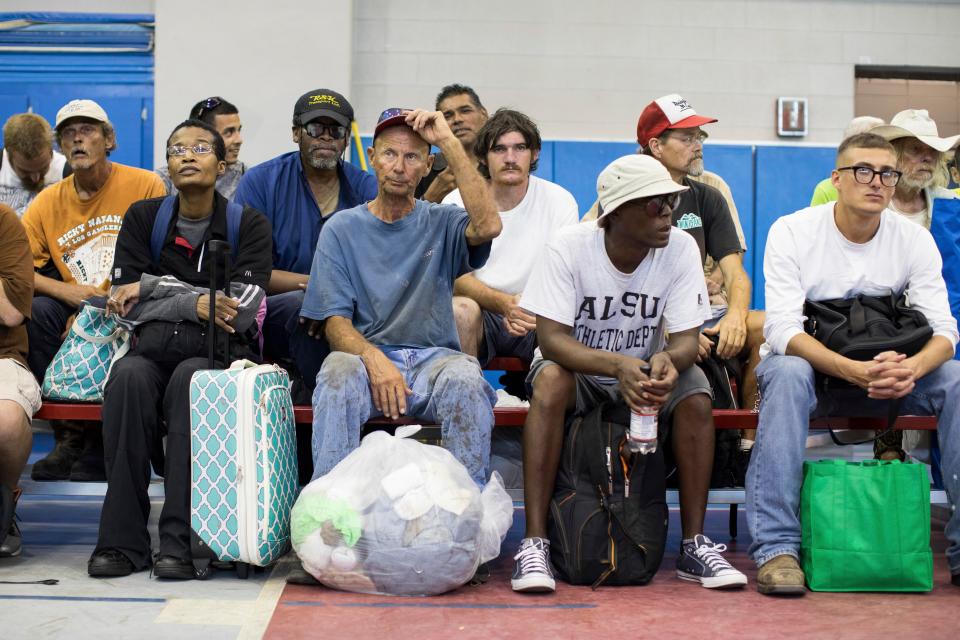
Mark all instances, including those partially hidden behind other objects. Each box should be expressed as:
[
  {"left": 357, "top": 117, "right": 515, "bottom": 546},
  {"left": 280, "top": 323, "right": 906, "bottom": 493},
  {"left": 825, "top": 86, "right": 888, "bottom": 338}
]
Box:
[{"left": 636, "top": 94, "right": 717, "bottom": 148}]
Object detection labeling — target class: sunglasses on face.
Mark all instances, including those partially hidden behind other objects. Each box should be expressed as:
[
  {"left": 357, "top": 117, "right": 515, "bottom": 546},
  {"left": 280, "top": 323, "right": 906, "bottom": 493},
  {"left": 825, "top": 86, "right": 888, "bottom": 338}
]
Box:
[
  {"left": 302, "top": 122, "right": 347, "bottom": 140},
  {"left": 642, "top": 192, "right": 682, "bottom": 216}
]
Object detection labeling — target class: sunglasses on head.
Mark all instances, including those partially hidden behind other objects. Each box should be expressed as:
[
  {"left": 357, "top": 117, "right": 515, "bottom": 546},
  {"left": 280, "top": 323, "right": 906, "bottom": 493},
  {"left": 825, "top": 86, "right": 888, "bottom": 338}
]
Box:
[{"left": 194, "top": 97, "right": 222, "bottom": 121}]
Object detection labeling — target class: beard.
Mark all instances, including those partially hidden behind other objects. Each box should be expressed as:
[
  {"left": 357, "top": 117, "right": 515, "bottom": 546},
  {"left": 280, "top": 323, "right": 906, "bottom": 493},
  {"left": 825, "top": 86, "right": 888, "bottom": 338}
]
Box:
[
  {"left": 306, "top": 144, "right": 340, "bottom": 170},
  {"left": 686, "top": 158, "right": 704, "bottom": 177},
  {"left": 899, "top": 166, "right": 935, "bottom": 191}
]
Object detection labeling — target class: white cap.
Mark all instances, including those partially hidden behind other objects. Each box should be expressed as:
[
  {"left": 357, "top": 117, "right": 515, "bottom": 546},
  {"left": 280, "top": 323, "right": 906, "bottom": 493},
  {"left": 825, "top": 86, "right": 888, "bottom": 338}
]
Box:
[
  {"left": 55, "top": 99, "right": 110, "bottom": 129},
  {"left": 871, "top": 109, "right": 959, "bottom": 153},
  {"left": 596, "top": 155, "right": 688, "bottom": 219}
]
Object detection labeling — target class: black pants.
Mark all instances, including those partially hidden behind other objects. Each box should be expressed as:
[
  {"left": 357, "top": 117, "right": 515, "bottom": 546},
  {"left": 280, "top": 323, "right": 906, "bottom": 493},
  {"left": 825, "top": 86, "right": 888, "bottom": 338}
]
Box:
[
  {"left": 262, "top": 290, "right": 329, "bottom": 387},
  {"left": 27, "top": 296, "right": 74, "bottom": 382},
  {"left": 95, "top": 354, "right": 220, "bottom": 569}
]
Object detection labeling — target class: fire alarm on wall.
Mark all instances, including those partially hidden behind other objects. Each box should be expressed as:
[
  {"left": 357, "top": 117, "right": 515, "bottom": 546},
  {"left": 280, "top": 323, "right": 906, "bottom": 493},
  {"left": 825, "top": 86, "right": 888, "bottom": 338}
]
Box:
[{"left": 777, "top": 97, "right": 808, "bottom": 137}]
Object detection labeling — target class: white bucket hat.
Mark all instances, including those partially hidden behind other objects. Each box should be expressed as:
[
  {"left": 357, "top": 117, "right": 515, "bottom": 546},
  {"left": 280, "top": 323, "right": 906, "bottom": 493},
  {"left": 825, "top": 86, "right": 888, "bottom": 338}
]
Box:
[
  {"left": 871, "top": 109, "right": 959, "bottom": 153},
  {"left": 596, "top": 155, "right": 688, "bottom": 219}
]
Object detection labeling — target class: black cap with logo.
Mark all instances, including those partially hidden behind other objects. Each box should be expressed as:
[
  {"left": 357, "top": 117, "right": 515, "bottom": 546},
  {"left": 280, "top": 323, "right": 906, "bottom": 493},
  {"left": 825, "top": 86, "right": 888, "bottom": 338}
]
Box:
[{"left": 293, "top": 89, "right": 353, "bottom": 127}]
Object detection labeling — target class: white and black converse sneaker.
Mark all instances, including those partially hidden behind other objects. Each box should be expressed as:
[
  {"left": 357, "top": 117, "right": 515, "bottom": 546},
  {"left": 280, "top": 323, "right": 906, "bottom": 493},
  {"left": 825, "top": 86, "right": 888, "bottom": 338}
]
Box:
[
  {"left": 511, "top": 537, "right": 556, "bottom": 593},
  {"left": 677, "top": 534, "right": 748, "bottom": 589}
]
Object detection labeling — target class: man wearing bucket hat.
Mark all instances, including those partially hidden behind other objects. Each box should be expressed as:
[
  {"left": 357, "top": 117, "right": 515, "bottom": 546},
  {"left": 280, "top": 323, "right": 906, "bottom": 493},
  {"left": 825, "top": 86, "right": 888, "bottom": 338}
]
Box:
[
  {"left": 872, "top": 109, "right": 959, "bottom": 229},
  {"left": 21, "top": 99, "right": 165, "bottom": 483},
  {"left": 512, "top": 154, "right": 747, "bottom": 593},
  {"left": 234, "top": 89, "right": 377, "bottom": 394}
]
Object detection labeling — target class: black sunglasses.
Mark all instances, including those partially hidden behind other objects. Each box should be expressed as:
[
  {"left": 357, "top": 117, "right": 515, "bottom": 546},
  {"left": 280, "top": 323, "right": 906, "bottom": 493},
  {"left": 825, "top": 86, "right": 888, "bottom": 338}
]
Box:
[{"left": 194, "top": 97, "right": 222, "bottom": 121}]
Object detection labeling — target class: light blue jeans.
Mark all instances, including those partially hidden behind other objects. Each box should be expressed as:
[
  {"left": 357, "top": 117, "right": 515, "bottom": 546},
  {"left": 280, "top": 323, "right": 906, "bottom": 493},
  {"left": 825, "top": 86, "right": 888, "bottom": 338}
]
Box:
[
  {"left": 310, "top": 346, "right": 497, "bottom": 485},
  {"left": 746, "top": 354, "right": 960, "bottom": 572}
]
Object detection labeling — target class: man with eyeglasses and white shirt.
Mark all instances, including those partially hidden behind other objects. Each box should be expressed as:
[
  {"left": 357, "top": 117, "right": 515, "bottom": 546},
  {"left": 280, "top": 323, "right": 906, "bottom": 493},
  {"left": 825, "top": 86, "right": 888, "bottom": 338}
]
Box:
[{"left": 234, "top": 89, "right": 377, "bottom": 391}]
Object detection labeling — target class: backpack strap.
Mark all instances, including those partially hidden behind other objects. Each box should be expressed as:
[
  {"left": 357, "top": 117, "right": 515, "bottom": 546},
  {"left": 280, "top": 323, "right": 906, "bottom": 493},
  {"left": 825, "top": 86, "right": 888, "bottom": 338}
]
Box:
[
  {"left": 150, "top": 197, "right": 242, "bottom": 264},
  {"left": 149, "top": 195, "right": 179, "bottom": 264},
  {"left": 581, "top": 402, "right": 614, "bottom": 498}
]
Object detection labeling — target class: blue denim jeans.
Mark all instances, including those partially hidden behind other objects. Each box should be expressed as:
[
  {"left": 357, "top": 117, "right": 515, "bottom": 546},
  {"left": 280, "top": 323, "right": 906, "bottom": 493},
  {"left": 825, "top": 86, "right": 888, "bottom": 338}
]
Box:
[
  {"left": 746, "top": 354, "right": 960, "bottom": 572},
  {"left": 311, "top": 346, "right": 497, "bottom": 485}
]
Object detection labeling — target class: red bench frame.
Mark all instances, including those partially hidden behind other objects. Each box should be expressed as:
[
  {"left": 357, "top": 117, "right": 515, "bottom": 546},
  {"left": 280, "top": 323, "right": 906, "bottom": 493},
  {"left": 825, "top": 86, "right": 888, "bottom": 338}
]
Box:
[{"left": 33, "top": 356, "right": 938, "bottom": 430}]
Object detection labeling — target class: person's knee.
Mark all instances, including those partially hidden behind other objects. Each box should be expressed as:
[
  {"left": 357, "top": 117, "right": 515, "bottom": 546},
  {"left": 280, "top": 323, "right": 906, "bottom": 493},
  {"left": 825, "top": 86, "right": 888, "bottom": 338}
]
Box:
[
  {"left": 315, "top": 352, "right": 367, "bottom": 397},
  {"left": 0, "top": 401, "right": 29, "bottom": 443},
  {"left": 434, "top": 356, "right": 489, "bottom": 397},
  {"left": 745, "top": 311, "right": 765, "bottom": 346},
  {"left": 452, "top": 296, "right": 482, "bottom": 334},
  {"left": 675, "top": 391, "right": 712, "bottom": 420},
  {"left": 759, "top": 355, "right": 813, "bottom": 389},
  {"left": 104, "top": 358, "right": 157, "bottom": 396},
  {"left": 530, "top": 364, "right": 575, "bottom": 409}
]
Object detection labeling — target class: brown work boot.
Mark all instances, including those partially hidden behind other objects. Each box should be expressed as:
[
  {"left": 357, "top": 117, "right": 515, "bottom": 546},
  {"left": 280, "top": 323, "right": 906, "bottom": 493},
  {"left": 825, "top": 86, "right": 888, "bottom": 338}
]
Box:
[
  {"left": 757, "top": 554, "right": 806, "bottom": 596},
  {"left": 31, "top": 423, "right": 84, "bottom": 481}
]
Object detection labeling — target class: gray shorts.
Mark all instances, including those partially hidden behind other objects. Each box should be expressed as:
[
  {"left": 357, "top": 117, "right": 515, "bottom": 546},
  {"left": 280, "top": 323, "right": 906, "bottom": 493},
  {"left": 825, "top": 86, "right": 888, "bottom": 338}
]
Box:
[
  {"left": 526, "top": 358, "right": 712, "bottom": 429},
  {"left": 480, "top": 310, "right": 537, "bottom": 367}
]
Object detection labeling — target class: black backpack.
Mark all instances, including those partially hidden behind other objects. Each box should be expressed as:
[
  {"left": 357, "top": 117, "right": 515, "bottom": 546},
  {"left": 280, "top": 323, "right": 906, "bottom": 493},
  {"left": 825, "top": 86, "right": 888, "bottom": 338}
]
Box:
[{"left": 547, "top": 401, "right": 668, "bottom": 588}]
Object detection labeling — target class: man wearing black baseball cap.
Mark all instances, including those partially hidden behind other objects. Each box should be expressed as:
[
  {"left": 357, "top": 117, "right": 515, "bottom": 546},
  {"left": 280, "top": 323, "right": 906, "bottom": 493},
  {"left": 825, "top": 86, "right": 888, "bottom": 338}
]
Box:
[
  {"left": 234, "top": 89, "right": 377, "bottom": 394},
  {"left": 299, "top": 106, "right": 501, "bottom": 499}
]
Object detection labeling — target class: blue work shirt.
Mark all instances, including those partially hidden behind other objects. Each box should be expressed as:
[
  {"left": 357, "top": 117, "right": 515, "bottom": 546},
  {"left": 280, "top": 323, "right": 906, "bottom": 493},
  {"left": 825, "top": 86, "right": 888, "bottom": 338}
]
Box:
[
  {"left": 234, "top": 152, "right": 378, "bottom": 275},
  {"left": 302, "top": 200, "right": 491, "bottom": 351}
]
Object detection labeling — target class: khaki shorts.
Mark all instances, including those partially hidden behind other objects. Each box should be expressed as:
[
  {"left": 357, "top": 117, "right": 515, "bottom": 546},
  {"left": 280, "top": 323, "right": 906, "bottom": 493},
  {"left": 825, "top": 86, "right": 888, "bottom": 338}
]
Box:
[{"left": 0, "top": 358, "right": 42, "bottom": 422}]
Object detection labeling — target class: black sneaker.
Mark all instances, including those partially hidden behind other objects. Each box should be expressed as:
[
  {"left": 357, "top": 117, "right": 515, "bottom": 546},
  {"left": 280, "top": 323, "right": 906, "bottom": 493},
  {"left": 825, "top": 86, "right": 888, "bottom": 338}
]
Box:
[
  {"left": 511, "top": 537, "right": 555, "bottom": 593},
  {"left": 677, "top": 534, "right": 747, "bottom": 589},
  {"left": 154, "top": 555, "right": 195, "bottom": 580},
  {"left": 0, "top": 486, "right": 21, "bottom": 557},
  {"left": 88, "top": 548, "right": 136, "bottom": 577},
  {"left": 31, "top": 426, "right": 84, "bottom": 481},
  {"left": 952, "top": 572, "right": 960, "bottom": 587},
  {"left": 69, "top": 429, "right": 106, "bottom": 482}
]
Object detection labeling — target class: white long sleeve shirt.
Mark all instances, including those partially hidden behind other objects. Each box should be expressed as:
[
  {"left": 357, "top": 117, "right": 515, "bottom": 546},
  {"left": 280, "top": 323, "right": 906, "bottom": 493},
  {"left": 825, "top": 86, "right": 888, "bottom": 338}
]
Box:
[{"left": 761, "top": 203, "right": 959, "bottom": 358}]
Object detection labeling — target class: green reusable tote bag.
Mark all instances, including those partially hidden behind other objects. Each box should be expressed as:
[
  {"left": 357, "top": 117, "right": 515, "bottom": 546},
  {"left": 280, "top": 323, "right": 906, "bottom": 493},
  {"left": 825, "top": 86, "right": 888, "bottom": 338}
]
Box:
[{"left": 800, "top": 459, "right": 933, "bottom": 592}]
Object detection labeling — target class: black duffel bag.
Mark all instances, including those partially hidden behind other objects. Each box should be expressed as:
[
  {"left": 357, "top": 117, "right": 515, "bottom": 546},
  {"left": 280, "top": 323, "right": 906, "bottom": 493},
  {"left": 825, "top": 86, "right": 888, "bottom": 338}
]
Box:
[
  {"left": 547, "top": 401, "right": 668, "bottom": 588},
  {"left": 803, "top": 293, "right": 932, "bottom": 391}
]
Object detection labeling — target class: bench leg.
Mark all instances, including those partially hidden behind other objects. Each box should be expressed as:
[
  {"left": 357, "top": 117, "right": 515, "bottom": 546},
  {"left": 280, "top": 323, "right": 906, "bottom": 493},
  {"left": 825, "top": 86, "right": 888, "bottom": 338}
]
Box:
[{"left": 729, "top": 504, "right": 738, "bottom": 539}]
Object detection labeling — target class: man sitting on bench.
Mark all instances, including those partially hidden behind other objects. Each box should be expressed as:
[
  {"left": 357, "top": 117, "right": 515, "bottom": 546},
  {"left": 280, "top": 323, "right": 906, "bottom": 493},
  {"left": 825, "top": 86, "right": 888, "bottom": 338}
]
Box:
[{"left": 748, "top": 132, "right": 960, "bottom": 595}]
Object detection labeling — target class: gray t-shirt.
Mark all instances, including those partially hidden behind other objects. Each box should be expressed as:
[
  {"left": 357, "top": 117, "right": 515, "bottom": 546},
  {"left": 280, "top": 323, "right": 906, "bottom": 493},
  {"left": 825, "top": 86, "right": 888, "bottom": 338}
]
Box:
[
  {"left": 176, "top": 213, "right": 211, "bottom": 251},
  {"left": 301, "top": 200, "right": 491, "bottom": 350}
]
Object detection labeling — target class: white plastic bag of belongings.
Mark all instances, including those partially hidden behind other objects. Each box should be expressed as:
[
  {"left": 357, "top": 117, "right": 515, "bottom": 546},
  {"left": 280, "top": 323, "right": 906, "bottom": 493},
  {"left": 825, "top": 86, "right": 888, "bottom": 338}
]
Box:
[{"left": 290, "top": 425, "right": 514, "bottom": 595}]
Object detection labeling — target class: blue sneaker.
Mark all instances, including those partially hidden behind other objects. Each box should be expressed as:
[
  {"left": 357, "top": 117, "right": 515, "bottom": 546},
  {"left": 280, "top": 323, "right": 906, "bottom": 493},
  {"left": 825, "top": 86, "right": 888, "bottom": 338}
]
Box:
[{"left": 677, "top": 534, "right": 747, "bottom": 589}]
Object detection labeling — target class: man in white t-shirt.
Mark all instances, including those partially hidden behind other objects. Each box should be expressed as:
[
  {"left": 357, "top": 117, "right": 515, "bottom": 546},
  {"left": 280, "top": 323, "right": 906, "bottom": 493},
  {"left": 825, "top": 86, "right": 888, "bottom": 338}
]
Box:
[
  {"left": 0, "top": 114, "right": 68, "bottom": 216},
  {"left": 511, "top": 154, "right": 747, "bottom": 593},
  {"left": 445, "top": 109, "right": 579, "bottom": 366},
  {"left": 748, "top": 132, "right": 960, "bottom": 595}
]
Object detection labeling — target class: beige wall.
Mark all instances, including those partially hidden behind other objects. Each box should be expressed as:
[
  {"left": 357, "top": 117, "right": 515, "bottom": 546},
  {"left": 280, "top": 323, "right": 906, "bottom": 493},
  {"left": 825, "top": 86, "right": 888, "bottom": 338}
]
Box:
[
  {"left": 153, "top": 0, "right": 354, "bottom": 167},
  {"left": 351, "top": 0, "right": 960, "bottom": 143}
]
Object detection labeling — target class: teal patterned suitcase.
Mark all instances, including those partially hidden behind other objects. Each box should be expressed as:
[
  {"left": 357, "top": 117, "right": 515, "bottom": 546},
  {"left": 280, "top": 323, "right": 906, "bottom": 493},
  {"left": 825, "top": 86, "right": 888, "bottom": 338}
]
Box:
[{"left": 190, "top": 361, "right": 299, "bottom": 578}]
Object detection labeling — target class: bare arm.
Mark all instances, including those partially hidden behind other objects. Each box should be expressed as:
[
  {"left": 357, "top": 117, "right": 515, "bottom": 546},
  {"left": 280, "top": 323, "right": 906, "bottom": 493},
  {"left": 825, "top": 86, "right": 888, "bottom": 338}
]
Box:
[
  {"left": 34, "top": 273, "right": 107, "bottom": 308},
  {"left": 703, "top": 252, "right": 751, "bottom": 358},
  {"left": 405, "top": 109, "right": 500, "bottom": 245},
  {"left": 325, "top": 315, "right": 412, "bottom": 419},
  {"left": 268, "top": 269, "right": 309, "bottom": 295},
  {"left": 0, "top": 280, "right": 24, "bottom": 326},
  {"left": 453, "top": 274, "right": 512, "bottom": 315}
]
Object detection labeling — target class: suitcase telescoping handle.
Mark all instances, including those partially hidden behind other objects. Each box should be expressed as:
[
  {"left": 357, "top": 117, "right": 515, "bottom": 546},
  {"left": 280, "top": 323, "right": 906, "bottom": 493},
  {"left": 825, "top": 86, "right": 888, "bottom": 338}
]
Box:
[{"left": 207, "top": 239, "right": 232, "bottom": 369}]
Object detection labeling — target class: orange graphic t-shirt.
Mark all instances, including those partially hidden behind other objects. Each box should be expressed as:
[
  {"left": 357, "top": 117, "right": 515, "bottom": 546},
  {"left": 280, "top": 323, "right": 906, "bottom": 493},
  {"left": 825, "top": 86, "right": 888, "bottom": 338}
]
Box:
[{"left": 21, "top": 163, "right": 166, "bottom": 287}]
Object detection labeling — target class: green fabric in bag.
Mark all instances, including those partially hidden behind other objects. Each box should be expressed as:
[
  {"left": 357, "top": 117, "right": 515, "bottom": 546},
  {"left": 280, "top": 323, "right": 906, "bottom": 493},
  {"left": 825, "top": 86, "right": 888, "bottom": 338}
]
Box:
[{"left": 800, "top": 459, "right": 932, "bottom": 591}]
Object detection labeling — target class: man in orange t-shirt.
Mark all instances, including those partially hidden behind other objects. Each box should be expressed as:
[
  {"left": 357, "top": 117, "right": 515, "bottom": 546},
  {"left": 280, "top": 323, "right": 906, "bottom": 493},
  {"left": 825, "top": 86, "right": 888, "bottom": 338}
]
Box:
[{"left": 20, "top": 99, "right": 166, "bottom": 482}]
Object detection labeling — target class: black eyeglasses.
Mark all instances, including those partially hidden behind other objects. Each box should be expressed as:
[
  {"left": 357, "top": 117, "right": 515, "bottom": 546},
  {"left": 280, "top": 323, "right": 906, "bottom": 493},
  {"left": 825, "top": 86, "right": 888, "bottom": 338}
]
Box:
[
  {"left": 194, "top": 97, "right": 222, "bottom": 121},
  {"left": 302, "top": 122, "right": 347, "bottom": 140},
  {"left": 837, "top": 165, "right": 902, "bottom": 187},
  {"left": 643, "top": 192, "right": 682, "bottom": 217}
]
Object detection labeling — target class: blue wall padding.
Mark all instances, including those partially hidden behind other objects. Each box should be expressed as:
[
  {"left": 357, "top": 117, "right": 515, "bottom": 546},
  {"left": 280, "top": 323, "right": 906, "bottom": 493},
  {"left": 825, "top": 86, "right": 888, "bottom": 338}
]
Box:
[{"left": 752, "top": 146, "right": 836, "bottom": 308}]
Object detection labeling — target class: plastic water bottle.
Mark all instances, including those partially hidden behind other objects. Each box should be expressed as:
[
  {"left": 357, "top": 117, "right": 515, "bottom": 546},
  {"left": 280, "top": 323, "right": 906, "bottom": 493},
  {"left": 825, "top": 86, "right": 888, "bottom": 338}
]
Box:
[
  {"left": 627, "top": 407, "right": 658, "bottom": 454},
  {"left": 627, "top": 363, "right": 658, "bottom": 454}
]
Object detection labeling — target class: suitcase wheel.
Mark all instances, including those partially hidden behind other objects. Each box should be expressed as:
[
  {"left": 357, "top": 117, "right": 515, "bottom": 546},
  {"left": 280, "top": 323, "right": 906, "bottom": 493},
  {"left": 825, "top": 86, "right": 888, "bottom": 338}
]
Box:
[
  {"left": 193, "top": 562, "right": 213, "bottom": 581},
  {"left": 236, "top": 562, "right": 251, "bottom": 579}
]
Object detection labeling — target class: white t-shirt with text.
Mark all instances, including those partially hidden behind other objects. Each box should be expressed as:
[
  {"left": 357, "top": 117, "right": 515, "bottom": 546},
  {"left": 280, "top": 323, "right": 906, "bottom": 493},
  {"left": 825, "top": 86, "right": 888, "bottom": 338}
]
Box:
[
  {"left": 443, "top": 175, "right": 579, "bottom": 295},
  {"left": 521, "top": 221, "right": 710, "bottom": 382}
]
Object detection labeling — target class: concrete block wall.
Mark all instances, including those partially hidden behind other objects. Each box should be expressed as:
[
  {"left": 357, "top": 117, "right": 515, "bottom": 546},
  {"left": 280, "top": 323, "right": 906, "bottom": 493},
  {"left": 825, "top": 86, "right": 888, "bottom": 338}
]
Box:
[{"left": 351, "top": 0, "right": 960, "bottom": 144}]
